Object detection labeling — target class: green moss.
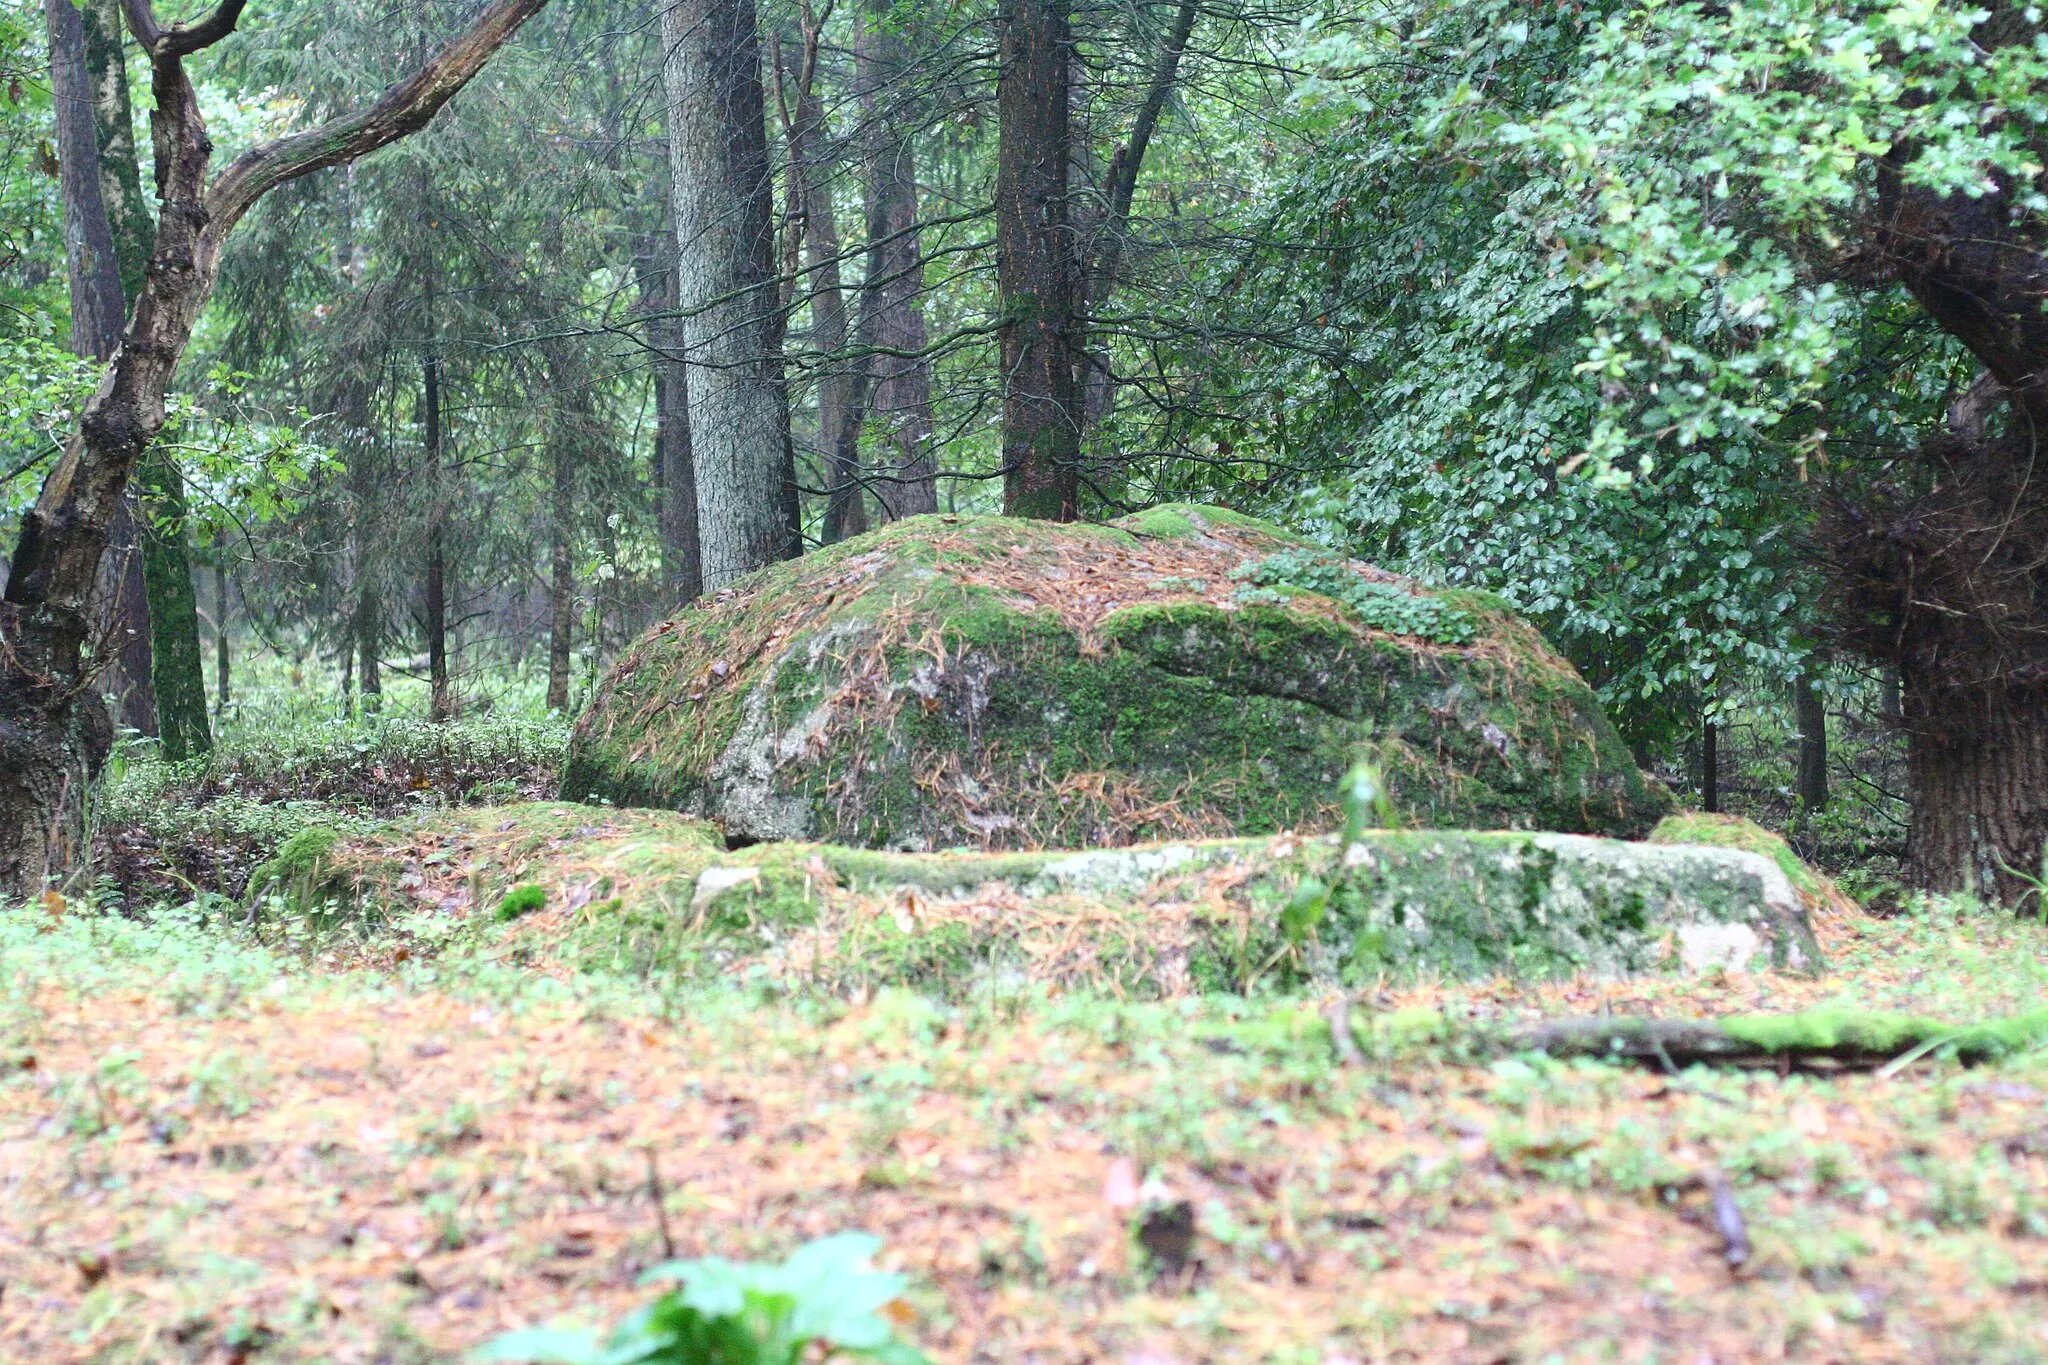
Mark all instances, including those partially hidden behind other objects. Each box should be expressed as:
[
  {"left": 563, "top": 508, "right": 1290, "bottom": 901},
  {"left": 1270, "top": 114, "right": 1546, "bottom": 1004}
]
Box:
[
  {"left": 1119, "top": 503, "right": 1306, "bottom": 544},
  {"left": 494, "top": 884, "right": 547, "bottom": 921},
  {"left": 327, "top": 807, "right": 1818, "bottom": 997},
  {"left": 246, "top": 826, "right": 342, "bottom": 900},
  {"left": 563, "top": 507, "right": 1669, "bottom": 848},
  {"left": 1650, "top": 813, "right": 1845, "bottom": 907}
]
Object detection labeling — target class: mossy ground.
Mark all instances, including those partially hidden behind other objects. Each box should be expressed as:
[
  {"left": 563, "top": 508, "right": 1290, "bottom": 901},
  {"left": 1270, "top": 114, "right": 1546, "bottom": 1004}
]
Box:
[
  {"left": 564, "top": 507, "right": 1668, "bottom": 850},
  {"left": 3, "top": 885, "right": 2045, "bottom": 1363},
  {"left": 272, "top": 803, "right": 1818, "bottom": 998}
]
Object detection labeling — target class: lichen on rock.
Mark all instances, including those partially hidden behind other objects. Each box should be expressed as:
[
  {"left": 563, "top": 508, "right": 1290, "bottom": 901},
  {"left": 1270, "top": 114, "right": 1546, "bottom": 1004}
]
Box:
[{"left": 562, "top": 506, "right": 1669, "bottom": 849}]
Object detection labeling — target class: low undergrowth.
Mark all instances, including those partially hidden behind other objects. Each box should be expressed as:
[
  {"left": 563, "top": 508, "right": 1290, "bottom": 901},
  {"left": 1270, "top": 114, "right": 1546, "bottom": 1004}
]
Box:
[
  {"left": 90, "top": 662, "right": 569, "bottom": 905},
  {"left": 1, "top": 892, "right": 2045, "bottom": 1362}
]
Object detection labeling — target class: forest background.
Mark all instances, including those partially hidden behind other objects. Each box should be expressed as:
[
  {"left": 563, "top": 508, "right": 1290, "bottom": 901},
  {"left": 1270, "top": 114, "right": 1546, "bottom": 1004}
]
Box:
[{"left": 1, "top": 0, "right": 2033, "bottom": 902}]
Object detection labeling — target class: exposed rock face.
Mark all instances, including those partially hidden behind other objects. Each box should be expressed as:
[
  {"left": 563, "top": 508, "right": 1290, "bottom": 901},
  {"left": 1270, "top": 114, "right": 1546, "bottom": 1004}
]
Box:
[{"left": 563, "top": 506, "right": 1668, "bottom": 848}]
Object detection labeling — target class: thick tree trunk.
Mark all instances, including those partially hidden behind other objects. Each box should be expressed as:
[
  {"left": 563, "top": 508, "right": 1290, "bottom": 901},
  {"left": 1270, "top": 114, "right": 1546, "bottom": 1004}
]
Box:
[
  {"left": 996, "top": 0, "right": 1081, "bottom": 520},
  {"left": 853, "top": 0, "right": 937, "bottom": 520},
  {"left": 1902, "top": 676, "right": 2048, "bottom": 899},
  {"left": 0, "top": 0, "right": 547, "bottom": 892},
  {"left": 662, "top": 0, "right": 799, "bottom": 588},
  {"left": 138, "top": 455, "right": 210, "bottom": 760},
  {"left": 1795, "top": 674, "right": 1826, "bottom": 815},
  {"left": 422, "top": 354, "right": 454, "bottom": 720}
]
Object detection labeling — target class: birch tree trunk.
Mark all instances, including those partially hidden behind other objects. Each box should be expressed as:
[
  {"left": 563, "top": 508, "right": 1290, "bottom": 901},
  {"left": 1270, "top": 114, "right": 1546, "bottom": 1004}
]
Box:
[{"left": 662, "top": 0, "right": 799, "bottom": 588}]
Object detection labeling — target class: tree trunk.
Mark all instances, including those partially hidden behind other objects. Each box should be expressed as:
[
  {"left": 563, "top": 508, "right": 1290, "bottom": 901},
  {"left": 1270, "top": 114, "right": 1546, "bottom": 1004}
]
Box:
[
  {"left": 82, "top": 0, "right": 153, "bottom": 304},
  {"left": 546, "top": 415, "right": 575, "bottom": 713},
  {"left": 44, "top": 0, "right": 125, "bottom": 357},
  {"left": 1701, "top": 720, "right": 1719, "bottom": 814},
  {"left": 1902, "top": 676, "right": 2048, "bottom": 899},
  {"left": 357, "top": 577, "right": 382, "bottom": 710},
  {"left": 996, "top": 0, "right": 1081, "bottom": 520},
  {"left": 0, "top": 0, "right": 546, "bottom": 893},
  {"left": 662, "top": 0, "right": 799, "bottom": 588},
  {"left": 1795, "top": 674, "right": 1826, "bottom": 815},
  {"left": 422, "top": 355, "right": 453, "bottom": 720},
  {"left": 853, "top": 0, "right": 937, "bottom": 520},
  {"left": 45, "top": 0, "right": 155, "bottom": 737},
  {"left": 212, "top": 540, "right": 229, "bottom": 717},
  {"left": 642, "top": 232, "right": 703, "bottom": 605},
  {"left": 786, "top": 63, "right": 865, "bottom": 544},
  {"left": 104, "top": 503, "right": 155, "bottom": 735},
  {"left": 1074, "top": 0, "right": 1197, "bottom": 498},
  {"left": 138, "top": 455, "right": 210, "bottom": 761}
]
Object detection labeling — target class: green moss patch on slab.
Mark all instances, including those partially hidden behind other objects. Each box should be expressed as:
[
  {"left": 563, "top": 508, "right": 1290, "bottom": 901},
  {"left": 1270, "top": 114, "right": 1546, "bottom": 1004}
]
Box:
[
  {"left": 562, "top": 506, "right": 1668, "bottom": 849},
  {"left": 1649, "top": 812, "right": 1857, "bottom": 915},
  {"left": 309, "top": 804, "right": 1818, "bottom": 998}
]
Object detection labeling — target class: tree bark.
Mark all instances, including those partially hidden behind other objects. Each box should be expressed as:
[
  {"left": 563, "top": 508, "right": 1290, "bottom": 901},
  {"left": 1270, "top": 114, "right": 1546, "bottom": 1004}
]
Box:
[
  {"left": 653, "top": 295, "right": 703, "bottom": 605},
  {"left": 422, "top": 354, "right": 454, "bottom": 720},
  {"left": 44, "top": 0, "right": 125, "bottom": 358},
  {"left": 45, "top": 0, "right": 156, "bottom": 737},
  {"left": 82, "top": 0, "right": 153, "bottom": 302},
  {"left": 780, "top": 34, "right": 866, "bottom": 545},
  {"left": 545, "top": 386, "right": 576, "bottom": 713},
  {"left": 211, "top": 539, "right": 229, "bottom": 717},
  {"left": 1073, "top": 0, "right": 1197, "bottom": 488},
  {"left": 1701, "top": 719, "right": 1719, "bottom": 814},
  {"left": 139, "top": 458, "right": 210, "bottom": 760},
  {"left": 1901, "top": 674, "right": 2048, "bottom": 898},
  {"left": 1795, "top": 674, "right": 1827, "bottom": 815},
  {"left": 662, "top": 0, "right": 799, "bottom": 588},
  {"left": 852, "top": 0, "right": 936, "bottom": 520},
  {"left": 996, "top": 0, "right": 1081, "bottom": 520}
]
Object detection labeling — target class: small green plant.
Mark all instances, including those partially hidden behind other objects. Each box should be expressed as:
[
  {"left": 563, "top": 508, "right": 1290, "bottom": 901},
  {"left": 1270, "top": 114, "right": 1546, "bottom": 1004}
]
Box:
[
  {"left": 476, "top": 1232, "right": 928, "bottom": 1364},
  {"left": 496, "top": 884, "right": 548, "bottom": 921},
  {"left": 1229, "top": 549, "right": 1477, "bottom": 644},
  {"left": 1340, "top": 756, "right": 1398, "bottom": 842}
]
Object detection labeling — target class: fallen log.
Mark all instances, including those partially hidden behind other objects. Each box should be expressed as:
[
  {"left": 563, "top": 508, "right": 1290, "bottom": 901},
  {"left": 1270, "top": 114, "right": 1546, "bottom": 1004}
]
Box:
[{"left": 1343, "top": 1006, "right": 2048, "bottom": 1072}]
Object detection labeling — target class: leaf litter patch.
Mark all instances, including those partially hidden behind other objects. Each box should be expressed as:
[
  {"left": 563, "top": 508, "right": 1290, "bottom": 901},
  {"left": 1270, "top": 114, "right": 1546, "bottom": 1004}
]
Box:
[{"left": 2, "top": 901, "right": 2047, "bottom": 1361}]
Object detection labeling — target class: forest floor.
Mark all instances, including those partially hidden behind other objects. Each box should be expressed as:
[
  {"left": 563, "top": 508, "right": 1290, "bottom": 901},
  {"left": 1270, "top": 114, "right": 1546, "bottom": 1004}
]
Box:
[{"left": 3, "top": 888, "right": 2047, "bottom": 1364}]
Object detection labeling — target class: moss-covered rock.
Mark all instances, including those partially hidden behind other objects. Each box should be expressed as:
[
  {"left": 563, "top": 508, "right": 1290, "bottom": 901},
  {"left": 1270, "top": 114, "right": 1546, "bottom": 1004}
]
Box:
[
  {"left": 1649, "top": 813, "right": 1858, "bottom": 916},
  {"left": 563, "top": 507, "right": 1668, "bottom": 849},
  {"left": 308, "top": 802, "right": 1818, "bottom": 997}
]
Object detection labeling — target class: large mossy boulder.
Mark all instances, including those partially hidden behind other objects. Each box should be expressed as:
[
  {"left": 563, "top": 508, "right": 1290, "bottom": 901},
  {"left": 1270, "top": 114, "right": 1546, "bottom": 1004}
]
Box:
[{"left": 563, "top": 506, "right": 1668, "bottom": 848}]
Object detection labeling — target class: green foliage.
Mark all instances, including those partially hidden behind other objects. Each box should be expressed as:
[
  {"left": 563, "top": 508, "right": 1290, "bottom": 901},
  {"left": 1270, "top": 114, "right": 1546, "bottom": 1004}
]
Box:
[
  {"left": 1468, "top": 0, "right": 2028, "bottom": 481},
  {"left": 1339, "top": 757, "right": 1398, "bottom": 843},
  {"left": 1230, "top": 550, "right": 1476, "bottom": 644},
  {"left": 477, "top": 1234, "right": 929, "bottom": 1365}
]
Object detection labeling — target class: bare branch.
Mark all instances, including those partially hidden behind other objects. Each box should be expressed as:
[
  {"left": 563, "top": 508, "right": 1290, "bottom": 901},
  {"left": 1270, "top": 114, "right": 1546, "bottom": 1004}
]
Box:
[
  {"left": 204, "top": 0, "right": 550, "bottom": 238},
  {"left": 155, "top": 0, "right": 249, "bottom": 56}
]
